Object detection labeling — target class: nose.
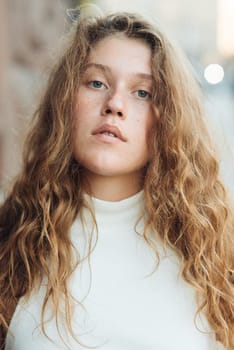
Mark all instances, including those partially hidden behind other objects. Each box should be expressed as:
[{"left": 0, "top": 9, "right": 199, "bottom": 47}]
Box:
[{"left": 101, "top": 90, "right": 126, "bottom": 119}]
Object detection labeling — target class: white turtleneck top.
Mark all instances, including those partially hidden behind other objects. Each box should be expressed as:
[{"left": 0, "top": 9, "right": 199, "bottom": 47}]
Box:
[{"left": 6, "top": 191, "right": 223, "bottom": 350}]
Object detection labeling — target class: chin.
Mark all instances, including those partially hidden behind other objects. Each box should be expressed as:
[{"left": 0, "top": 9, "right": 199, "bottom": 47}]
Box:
[{"left": 81, "top": 158, "right": 123, "bottom": 176}]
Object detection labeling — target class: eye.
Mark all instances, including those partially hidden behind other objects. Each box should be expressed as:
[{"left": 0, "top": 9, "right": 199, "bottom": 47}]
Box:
[
  {"left": 89, "top": 80, "right": 106, "bottom": 89},
  {"left": 136, "top": 89, "right": 152, "bottom": 100}
]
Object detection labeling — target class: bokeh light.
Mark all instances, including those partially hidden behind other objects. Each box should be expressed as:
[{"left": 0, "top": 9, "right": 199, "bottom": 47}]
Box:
[{"left": 204, "top": 64, "right": 224, "bottom": 84}]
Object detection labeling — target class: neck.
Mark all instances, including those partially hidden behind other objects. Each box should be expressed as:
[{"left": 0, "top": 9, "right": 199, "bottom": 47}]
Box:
[{"left": 83, "top": 172, "right": 144, "bottom": 201}]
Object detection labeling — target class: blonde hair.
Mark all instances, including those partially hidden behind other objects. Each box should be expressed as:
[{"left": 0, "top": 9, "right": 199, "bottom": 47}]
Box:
[{"left": 0, "top": 12, "right": 233, "bottom": 350}]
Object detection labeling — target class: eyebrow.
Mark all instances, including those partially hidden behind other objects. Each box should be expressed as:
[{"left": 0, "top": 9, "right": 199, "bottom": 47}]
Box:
[{"left": 84, "top": 63, "right": 153, "bottom": 81}]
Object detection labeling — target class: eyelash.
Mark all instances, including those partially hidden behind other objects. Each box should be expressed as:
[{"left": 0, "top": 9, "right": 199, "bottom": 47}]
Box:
[{"left": 88, "top": 80, "right": 151, "bottom": 100}]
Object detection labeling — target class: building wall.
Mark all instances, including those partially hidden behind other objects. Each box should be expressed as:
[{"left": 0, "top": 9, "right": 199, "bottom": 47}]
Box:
[{"left": 0, "top": 0, "right": 70, "bottom": 190}]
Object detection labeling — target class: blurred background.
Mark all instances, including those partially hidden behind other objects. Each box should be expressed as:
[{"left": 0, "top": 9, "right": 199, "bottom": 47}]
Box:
[{"left": 0, "top": 0, "right": 233, "bottom": 199}]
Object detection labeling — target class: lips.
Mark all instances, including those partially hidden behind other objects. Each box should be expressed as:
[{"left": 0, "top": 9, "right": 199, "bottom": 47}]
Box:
[{"left": 92, "top": 124, "right": 127, "bottom": 142}]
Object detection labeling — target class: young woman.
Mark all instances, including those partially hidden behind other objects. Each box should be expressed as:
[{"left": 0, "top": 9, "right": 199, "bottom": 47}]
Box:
[{"left": 0, "top": 11, "right": 233, "bottom": 350}]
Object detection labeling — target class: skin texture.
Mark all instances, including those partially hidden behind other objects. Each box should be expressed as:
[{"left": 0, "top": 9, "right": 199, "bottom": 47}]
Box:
[{"left": 73, "top": 36, "right": 154, "bottom": 201}]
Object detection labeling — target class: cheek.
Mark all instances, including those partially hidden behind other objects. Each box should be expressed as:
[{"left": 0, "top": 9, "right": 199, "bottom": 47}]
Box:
[
  {"left": 73, "top": 87, "right": 94, "bottom": 113},
  {"left": 72, "top": 100, "right": 86, "bottom": 146},
  {"left": 73, "top": 93, "right": 87, "bottom": 118},
  {"left": 147, "top": 106, "right": 155, "bottom": 126},
  {"left": 72, "top": 96, "right": 91, "bottom": 131},
  {"left": 138, "top": 109, "right": 154, "bottom": 138},
  {"left": 136, "top": 112, "right": 155, "bottom": 157}
]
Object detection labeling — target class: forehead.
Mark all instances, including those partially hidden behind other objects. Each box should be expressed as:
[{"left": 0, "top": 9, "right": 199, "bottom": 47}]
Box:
[{"left": 87, "top": 35, "right": 152, "bottom": 75}]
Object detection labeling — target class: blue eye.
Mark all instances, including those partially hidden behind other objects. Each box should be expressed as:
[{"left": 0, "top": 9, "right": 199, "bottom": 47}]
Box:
[
  {"left": 89, "top": 80, "right": 105, "bottom": 89},
  {"left": 137, "top": 90, "right": 151, "bottom": 99}
]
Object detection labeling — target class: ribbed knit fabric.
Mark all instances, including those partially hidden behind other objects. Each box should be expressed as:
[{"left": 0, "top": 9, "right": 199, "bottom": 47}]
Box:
[{"left": 6, "top": 191, "right": 222, "bottom": 350}]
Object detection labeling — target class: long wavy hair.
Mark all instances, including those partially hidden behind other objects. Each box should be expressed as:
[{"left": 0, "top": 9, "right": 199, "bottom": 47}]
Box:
[{"left": 0, "top": 11, "right": 233, "bottom": 350}]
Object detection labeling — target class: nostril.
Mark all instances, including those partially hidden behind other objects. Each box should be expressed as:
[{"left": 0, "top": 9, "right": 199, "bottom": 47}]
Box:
[{"left": 104, "top": 109, "right": 123, "bottom": 117}]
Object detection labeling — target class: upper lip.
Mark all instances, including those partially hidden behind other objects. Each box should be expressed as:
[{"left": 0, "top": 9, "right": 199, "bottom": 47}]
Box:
[{"left": 92, "top": 124, "right": 127, "bottom": 142}]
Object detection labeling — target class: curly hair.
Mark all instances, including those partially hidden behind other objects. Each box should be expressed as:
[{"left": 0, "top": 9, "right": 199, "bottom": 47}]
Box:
[{"left": 0, "top": 11, "right": 233, "bottom": 350}]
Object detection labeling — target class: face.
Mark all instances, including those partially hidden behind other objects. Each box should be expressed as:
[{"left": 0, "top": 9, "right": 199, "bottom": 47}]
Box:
[{"left": 72, "top": 35, "right": 154, "bottom": 185}]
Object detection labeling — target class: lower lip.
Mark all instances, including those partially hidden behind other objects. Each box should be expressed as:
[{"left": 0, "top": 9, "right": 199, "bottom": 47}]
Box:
[{"left": 93, "top": 133, "right": 123, "bottom": 144}]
